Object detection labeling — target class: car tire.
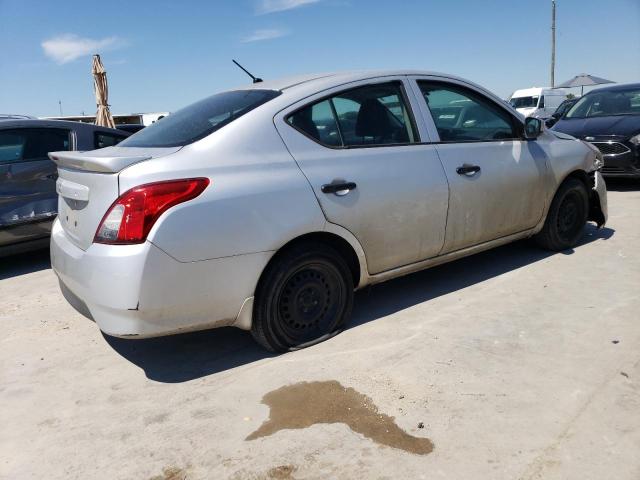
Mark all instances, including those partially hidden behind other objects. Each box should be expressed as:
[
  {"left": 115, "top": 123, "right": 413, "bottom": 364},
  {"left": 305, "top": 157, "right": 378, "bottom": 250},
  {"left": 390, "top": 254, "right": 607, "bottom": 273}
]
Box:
[
  {"left": 251, "top": 243, "right": 354, "bottom": 352},
  {"left": 535, "top": 178, "right": 589, "bottom": 251}
]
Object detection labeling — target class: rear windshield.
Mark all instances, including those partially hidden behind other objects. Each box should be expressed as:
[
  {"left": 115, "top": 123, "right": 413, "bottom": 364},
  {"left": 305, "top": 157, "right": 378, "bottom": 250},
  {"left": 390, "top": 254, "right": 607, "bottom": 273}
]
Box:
[{"left": 120, "top": 89, "right": 281, "bottom": 148}]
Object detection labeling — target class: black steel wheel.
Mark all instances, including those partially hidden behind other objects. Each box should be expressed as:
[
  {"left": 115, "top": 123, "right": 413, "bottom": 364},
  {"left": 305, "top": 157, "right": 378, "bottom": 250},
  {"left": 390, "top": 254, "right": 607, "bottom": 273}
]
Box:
[
  {"left": 535, "top": 178, "right": 589, "bottom": 251},
  {"left": 251, "top": 243, "right": 353, "bottom": 352},
  {"left": 556, "top": 190, "right": 586, "bottom": 243}
]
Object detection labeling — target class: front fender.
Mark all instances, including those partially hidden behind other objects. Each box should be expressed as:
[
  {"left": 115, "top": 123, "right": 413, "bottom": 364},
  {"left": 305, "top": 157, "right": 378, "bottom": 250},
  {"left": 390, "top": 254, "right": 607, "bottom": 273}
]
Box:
[{"left": 590, "top": 170, "right": 608, "bottom": 227}]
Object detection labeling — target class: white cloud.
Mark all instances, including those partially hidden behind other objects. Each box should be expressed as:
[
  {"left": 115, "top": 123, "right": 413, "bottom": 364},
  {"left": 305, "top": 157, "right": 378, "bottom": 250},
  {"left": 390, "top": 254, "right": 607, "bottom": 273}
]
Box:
[
  {"left": 41, "top": 34, "right": 125, "bottom": 64},
  {"left": 257, "top": 0, "right": 321, "bottom": 14},
  {"left": 241, "top": 28, "right": 289, "bottom": 43}
]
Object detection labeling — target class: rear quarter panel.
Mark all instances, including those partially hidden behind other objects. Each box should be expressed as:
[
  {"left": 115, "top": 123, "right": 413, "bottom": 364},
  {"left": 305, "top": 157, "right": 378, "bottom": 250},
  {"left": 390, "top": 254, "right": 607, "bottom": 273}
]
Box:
[{"left": 118, "top": 109, "right": 326, "bottom": 262}]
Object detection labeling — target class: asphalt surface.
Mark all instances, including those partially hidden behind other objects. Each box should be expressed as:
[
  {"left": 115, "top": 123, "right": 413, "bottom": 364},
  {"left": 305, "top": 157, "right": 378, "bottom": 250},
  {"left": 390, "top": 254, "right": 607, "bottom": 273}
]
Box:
[{"left": 1, "top": 180, "right": 639, "bottom": 480}]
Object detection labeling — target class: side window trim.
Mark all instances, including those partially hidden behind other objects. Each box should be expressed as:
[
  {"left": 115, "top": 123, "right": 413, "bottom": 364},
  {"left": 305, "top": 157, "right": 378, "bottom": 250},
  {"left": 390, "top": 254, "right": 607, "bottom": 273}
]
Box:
[
  {"left": 328, "top": 98, "right": 345, "bottom": 146},
  {"left": 285, "top": 79, "right": 422, "bottom": 149},
  {"left": 409, "top": 76, "right": 524, "bottom": 144},
  {"left": 69, "top": 129, "right": 78, "bottom": 150}
]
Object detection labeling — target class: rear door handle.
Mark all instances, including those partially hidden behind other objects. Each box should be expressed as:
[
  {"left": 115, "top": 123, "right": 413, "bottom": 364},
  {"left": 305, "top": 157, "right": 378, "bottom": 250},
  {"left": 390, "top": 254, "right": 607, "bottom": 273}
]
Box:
[
  {"left": 456, "top": 165, "right": 481, "bottom": 176},
  {"left": 321, "top": 181, "right": 357, "bottom": 196}
]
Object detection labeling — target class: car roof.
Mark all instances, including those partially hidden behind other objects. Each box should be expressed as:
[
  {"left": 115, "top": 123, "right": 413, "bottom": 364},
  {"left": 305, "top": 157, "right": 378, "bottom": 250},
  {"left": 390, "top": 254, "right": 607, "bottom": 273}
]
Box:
[
  {"left": 235, "top": 69, "right": 471, "bottom": 92},
  {"left": 585, "top": 82, "right": 640, "bottom": 94},
  {"left": 0, "top": 118, "right": 128, "bottom": 134},
  {"left": 228, "top": 69, "right": 510, "bottom": 112}
]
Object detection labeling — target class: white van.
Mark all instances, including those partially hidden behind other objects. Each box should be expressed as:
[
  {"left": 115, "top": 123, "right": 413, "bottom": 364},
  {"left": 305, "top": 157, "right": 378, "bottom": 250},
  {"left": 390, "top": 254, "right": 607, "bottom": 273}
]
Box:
[{"left": 509, "top": 87, "right": 571, "bottom": 118}]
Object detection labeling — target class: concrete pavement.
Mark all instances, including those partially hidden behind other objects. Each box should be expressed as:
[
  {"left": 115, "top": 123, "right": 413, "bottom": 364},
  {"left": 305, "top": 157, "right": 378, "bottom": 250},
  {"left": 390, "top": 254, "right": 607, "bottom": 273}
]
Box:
[{"left": 1, "top": 183, "right": 639, "bottom": 480}]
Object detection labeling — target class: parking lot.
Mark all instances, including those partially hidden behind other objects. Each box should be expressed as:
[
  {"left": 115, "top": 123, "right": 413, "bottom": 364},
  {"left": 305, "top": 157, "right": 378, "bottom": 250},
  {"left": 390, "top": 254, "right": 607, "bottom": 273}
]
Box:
[{"left": 1, "top": 182, "right": 639, "bottom": 480}]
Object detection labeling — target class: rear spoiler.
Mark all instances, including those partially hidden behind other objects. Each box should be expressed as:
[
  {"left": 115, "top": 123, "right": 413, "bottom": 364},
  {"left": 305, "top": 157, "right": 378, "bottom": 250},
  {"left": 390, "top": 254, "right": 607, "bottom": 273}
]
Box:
[{"left": 49, "top": 151, "right": 151, "bottom": 173}]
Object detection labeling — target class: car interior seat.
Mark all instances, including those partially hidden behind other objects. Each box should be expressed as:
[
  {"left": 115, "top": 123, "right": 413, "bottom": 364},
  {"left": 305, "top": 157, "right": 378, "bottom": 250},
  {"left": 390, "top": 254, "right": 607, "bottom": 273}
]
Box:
[{"left": 355, "top": 99, "right": 405, "bottom": 144}]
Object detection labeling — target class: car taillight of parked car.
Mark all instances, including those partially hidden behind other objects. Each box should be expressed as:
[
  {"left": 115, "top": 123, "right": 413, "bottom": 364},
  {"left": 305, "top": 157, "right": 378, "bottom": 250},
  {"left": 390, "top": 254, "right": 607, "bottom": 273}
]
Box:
[{"left": 94, "top": 178, "right": 210, "bottom": 244}]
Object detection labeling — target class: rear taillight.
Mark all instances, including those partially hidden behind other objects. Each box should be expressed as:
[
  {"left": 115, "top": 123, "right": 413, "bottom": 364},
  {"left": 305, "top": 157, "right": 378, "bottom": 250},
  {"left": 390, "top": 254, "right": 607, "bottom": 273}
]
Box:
[{"left": 94, "top": 178, "right": 209, "bottom": 244}]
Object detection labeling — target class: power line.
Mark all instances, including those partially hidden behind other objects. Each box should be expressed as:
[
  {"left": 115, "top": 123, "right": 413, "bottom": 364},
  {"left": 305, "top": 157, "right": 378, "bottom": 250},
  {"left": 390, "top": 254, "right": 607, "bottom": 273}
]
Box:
[{"left": 551, "top": 0, "right": 556, "bottom": 87}]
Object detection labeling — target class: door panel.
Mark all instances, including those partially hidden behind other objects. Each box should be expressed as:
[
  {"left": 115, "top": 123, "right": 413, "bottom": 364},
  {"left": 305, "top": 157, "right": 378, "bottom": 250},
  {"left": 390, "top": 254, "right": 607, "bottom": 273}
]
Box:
[
  {"left": 285, "top": 144, "right": 449, "bottom": 273},
  {"left": 0, "top": 128, "right": 68, "bottom": 244},
  {"left": 435, "top": 141, "right": 546, "bottom": 252},
  {"left": 410, "top": 77, "right": 547, "bottom": 253},
  {"left": 276, "top": 78, "right": 449, "bottom": 274},
  {"left": 5, "top": 159, "right": 58, "bottom": 222}
]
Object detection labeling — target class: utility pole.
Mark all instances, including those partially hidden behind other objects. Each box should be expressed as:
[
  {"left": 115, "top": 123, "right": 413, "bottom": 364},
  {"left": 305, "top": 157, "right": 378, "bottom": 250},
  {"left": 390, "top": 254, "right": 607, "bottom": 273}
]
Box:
[
  {"left": 58, "top": 100, "right": 63, "bottom": 116},
  {"left": 551, "top": 0, "right": 556, "bottom": 87}
]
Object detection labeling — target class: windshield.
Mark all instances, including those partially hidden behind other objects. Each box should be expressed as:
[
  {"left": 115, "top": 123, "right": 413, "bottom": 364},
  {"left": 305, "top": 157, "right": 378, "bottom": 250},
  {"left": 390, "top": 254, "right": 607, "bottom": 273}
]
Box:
[
  {"left": 510, "top": 96, "right": 539, "bottom": 109},
  {"left": 565, "top": 87, "right": 640, "bottom": 118},
  {"left": 555, "top": 99, "right": 575, "bottom": 117},
  {"left": 120, "top": 89, "right": 281, "bottom": 148}
]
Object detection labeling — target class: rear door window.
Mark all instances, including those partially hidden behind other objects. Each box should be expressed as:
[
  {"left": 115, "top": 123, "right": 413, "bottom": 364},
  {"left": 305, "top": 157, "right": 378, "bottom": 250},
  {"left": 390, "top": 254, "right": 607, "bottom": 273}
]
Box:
[
  {"left": 287, "top": 81, "right": 419, "bottom": 147},
  {"left": 0, "top": 128, "right": 70, "bottom": 163},
  {"left": 95, "top": 132, "right": 127, "bottom": 149},
  {"left": 288, "top": 99, "right": 342, "bottom": 146}
]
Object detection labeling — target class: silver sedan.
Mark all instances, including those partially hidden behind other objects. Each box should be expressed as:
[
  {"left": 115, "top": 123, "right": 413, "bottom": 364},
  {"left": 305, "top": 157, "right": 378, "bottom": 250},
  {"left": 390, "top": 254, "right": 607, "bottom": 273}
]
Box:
[{"left": 49, "top": 70, "right": 608, "bottom": 351}]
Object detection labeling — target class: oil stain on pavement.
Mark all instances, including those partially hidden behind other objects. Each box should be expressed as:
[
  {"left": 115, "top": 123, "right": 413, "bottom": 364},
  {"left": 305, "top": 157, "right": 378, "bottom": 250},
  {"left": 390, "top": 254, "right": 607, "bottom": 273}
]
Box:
[{"left": 246, "top": 380, "right": 434, "bottom": 455}]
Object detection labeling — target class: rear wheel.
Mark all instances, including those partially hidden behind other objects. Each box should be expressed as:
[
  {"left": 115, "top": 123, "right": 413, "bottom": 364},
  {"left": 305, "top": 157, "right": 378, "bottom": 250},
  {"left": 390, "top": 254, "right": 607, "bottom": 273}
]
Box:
[
  {"left": 535, "top": 178, "right": 589, "bottom": 251},
  {"left": 251, "top": 243, "right": 353, "bottom": 352}
]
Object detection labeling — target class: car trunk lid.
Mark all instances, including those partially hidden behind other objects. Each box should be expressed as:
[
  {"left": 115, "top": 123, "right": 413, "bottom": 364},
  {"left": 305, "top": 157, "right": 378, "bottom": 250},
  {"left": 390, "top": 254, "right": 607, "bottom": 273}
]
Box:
[{"left": 50, "top": 146, "right": 180, "bottom": 250}]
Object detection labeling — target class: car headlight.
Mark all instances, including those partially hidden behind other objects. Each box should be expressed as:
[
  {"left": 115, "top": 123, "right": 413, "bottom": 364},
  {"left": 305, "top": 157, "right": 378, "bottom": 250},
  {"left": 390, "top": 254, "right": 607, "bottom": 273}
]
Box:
[
  {"left": 582, "top": 140, "right": 604, "bottom": 170},
  {"left": 594, "top": 149, "right": 604, "bottom": 170},
  {"left": 630, "top": 133, "right": 640, "bottom": 146}
]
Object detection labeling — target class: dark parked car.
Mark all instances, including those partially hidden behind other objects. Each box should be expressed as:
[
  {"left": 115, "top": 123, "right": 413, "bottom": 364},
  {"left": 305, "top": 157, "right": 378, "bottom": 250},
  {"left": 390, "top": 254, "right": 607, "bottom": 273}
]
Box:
[
  {"left": 0, "top": 119, "right": 130, "bottom": 256},
  {"left": 545, "top": 97, "right": 579, "bottom": 127},
  {"left": 552, "top": 83, "right": 640, "bottom": 178}
]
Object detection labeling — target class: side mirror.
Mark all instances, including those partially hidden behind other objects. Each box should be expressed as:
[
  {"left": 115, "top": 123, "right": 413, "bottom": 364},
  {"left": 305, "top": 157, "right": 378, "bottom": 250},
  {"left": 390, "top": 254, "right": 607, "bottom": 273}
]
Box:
[{"left": 524, "top": 117, "right": 543, "bottom": 140}]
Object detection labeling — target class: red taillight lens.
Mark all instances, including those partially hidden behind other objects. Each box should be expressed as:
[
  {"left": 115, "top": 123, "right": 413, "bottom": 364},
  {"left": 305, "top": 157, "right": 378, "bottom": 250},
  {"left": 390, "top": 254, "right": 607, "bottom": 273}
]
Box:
[{"left": 94, "top": 178, "right": 209, "bottom": 244}]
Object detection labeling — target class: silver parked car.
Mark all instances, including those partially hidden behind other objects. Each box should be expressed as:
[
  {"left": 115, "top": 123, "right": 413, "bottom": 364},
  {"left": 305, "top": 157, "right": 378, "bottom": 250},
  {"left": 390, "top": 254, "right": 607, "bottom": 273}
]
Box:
[{"left": 50, "top": 70, "right": 608, "bottom": 351}]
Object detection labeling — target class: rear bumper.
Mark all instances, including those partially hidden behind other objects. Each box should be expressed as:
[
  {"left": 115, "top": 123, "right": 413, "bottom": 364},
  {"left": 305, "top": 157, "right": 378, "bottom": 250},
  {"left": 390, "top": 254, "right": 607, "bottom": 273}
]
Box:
[{"left": 50, "top": 219, "right": 270, "bottom": 337}]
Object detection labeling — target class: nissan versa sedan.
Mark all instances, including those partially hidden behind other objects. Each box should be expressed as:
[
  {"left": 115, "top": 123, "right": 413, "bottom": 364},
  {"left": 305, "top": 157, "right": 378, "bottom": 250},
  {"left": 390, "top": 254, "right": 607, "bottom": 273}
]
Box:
[{"left": 49, "top": 70, "right": 608, "bottom": 352}]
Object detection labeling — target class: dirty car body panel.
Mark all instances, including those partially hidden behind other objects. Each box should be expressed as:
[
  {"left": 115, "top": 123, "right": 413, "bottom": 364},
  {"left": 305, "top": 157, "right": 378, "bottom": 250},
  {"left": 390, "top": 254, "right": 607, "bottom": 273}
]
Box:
[{"left": 48, "top": 70, "right": 607, "bottom": 343}]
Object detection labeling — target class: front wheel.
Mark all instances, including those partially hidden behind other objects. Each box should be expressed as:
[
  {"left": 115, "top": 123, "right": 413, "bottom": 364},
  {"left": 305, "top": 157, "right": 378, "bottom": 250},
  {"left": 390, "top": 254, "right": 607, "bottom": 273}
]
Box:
[
  {"left": 251, "top": 243, "right": 354, "bottom": 352},
  {"left": 535, "top": 178, "right": 589, "bottom": 251}
]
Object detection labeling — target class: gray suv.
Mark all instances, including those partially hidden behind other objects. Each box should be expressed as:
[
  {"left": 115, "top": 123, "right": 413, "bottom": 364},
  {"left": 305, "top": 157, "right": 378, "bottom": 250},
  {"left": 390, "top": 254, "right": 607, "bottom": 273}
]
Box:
[{"left": 0, "top": 119, "right": 129, "bottom": 256}]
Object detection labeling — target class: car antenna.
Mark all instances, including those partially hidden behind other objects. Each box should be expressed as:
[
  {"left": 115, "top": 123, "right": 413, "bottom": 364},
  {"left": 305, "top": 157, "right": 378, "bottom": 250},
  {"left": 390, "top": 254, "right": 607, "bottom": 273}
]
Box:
[{"left": 232, "top": 59, "right": 263, "bottom": 84}]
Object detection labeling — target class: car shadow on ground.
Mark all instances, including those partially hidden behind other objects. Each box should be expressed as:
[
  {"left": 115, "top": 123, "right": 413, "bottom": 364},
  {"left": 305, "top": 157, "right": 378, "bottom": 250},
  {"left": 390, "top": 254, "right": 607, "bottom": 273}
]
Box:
[
  {"left": 106, "top": 223, "right": 614, "bottom": 383},
  {"left": 0, "top": 247, "right": 51, "bottom": 281},
  {"left": 349, "top": 224, "right": 613, "bottom": 329}
]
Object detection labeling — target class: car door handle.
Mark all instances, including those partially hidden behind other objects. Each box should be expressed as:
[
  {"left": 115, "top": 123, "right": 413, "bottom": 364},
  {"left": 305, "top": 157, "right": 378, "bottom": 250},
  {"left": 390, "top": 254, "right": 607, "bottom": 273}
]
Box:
[
  {"left": 456, "top": 165, "right": 481, "bottom": 176},
  {"left": 321, "top": 181, "right": 357, "bottom": 196}
]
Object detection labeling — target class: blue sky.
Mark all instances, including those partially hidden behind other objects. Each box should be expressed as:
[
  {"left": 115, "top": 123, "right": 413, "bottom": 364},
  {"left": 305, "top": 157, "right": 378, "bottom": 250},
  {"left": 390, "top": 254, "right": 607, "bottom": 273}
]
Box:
[{"left": 1, "top": 0, "right": 638, "bottom": 117}]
